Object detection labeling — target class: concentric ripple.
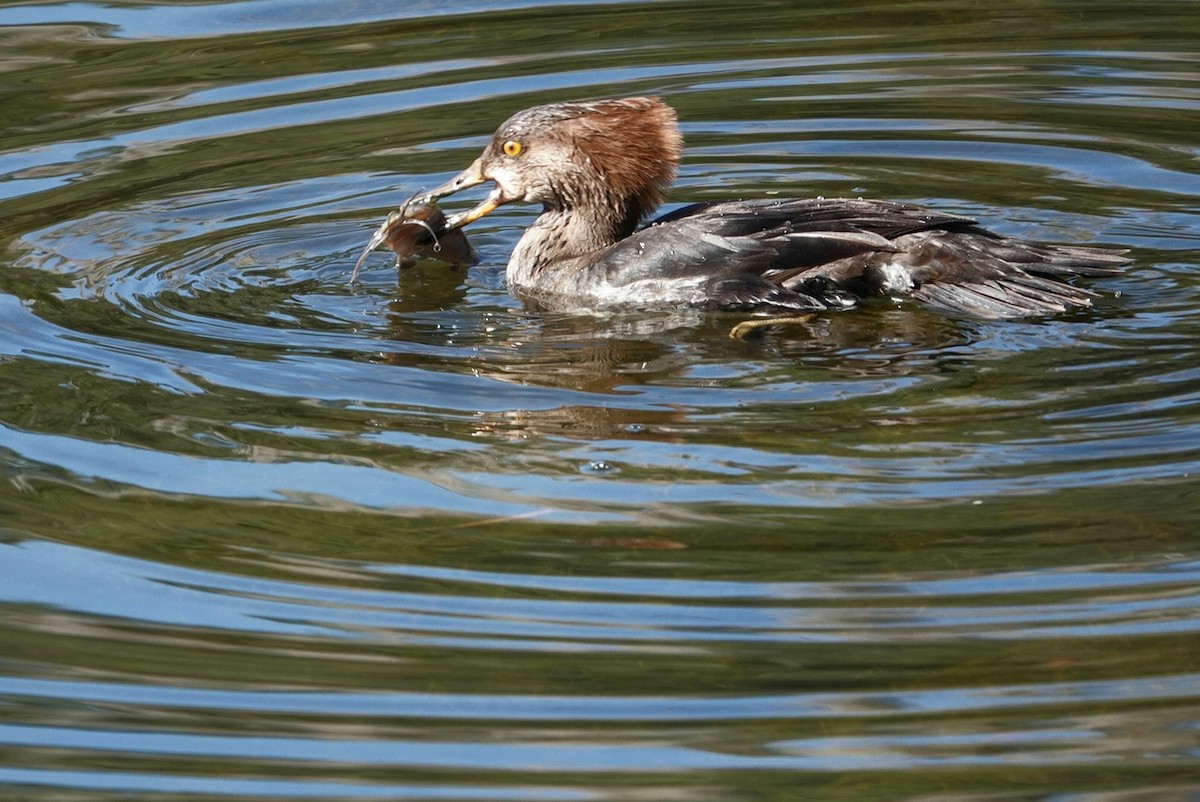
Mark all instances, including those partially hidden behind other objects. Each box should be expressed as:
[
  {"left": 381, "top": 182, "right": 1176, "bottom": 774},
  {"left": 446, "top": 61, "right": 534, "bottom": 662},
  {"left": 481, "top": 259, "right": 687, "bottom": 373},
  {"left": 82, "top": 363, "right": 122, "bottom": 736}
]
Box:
[{"left": 1, "top": 1, "right": 1199, "bottom": 800}]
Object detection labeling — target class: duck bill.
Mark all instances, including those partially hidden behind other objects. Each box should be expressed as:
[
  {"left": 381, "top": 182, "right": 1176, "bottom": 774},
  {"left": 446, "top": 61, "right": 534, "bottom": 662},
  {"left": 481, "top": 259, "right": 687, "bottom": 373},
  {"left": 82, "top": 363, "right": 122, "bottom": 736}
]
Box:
[
  {"left": 413, "top": 156, "right": 504, "bottom": 230},
  {"left": 414, "top": 156, "right": 487, "bottom": 205},
  {"left": 444, "top": 187, "right": 502, "bottom": 229}
]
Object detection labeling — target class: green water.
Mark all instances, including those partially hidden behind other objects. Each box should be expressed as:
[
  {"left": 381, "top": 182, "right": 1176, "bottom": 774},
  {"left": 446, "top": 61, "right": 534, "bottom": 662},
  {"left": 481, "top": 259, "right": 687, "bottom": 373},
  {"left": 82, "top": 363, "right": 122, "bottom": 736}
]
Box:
[{"left": 1, "top": 1, "right": 1198, "bottom": 799}]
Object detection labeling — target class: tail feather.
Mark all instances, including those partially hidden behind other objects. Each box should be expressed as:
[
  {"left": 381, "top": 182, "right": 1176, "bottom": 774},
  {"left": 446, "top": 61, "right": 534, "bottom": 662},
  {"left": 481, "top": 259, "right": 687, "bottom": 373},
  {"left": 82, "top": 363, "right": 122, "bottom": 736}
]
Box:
[
  {"left": 1021, "top": 243, "right": 1130, "bottom": 277},
  {"left": 914, "top": 274, "right": 1102, "bottom": 319},
  {"left": 893, "top": 231, "right": 1127, "bottom": 318}
]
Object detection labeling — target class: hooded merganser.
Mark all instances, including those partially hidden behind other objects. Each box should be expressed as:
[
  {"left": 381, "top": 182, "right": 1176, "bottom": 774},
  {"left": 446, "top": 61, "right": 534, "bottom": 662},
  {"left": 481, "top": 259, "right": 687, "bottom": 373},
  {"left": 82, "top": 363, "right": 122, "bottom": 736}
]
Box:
[{"left": 365, "top": 97, "right": 1128, "bottom": 319}]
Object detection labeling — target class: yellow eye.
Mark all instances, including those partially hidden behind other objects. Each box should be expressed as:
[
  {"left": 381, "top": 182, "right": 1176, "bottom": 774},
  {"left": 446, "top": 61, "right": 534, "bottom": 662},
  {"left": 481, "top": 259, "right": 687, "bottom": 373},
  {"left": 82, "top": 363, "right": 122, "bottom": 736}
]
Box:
[{"left": 502, "top": 140, "right": 523, "bottom": 157}]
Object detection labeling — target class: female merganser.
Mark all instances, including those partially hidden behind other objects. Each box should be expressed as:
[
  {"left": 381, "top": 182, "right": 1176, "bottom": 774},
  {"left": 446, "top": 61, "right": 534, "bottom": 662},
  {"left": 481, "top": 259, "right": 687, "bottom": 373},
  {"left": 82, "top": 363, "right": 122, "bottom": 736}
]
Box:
[{"left": 366, "top": 96, "right": 1128, "bottom": 320}]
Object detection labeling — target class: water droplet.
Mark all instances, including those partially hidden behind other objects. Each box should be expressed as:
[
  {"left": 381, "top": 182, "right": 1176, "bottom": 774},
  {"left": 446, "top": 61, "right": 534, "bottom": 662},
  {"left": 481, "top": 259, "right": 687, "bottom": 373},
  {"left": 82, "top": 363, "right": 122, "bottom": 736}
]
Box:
[{"left": 583, "top": 459, "right": 618, "bottom": 475}]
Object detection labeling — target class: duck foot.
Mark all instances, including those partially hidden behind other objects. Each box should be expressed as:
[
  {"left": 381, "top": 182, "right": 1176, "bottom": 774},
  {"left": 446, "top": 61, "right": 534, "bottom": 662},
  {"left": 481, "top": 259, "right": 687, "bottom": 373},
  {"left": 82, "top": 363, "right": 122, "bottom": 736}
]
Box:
[{"left": 729, "top": 313, "right": 816, "bottom": 339}]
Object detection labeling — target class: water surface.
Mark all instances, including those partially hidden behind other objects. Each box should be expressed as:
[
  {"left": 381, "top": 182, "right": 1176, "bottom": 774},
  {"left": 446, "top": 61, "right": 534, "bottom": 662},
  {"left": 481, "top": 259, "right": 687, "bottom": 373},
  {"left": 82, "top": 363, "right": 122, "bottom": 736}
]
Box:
[{"left": 1, "top": 1, "right": 1199, "bottom": 799}]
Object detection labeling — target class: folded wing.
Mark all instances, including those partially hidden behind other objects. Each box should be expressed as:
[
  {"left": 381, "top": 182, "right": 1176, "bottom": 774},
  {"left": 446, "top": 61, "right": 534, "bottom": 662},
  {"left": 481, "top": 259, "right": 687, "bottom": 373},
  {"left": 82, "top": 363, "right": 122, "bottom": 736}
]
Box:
[{"left": 594, "top": 198, "right": 1127, "bottom": 317}]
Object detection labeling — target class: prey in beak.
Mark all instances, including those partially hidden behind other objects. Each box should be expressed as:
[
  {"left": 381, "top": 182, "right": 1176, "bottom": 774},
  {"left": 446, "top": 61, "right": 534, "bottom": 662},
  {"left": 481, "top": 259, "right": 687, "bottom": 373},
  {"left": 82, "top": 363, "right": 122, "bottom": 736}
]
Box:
[
  {"left": 353, "top": 144, "right": 516, "bottom": 283},
  {"left": 409, "top": 155, "right": 507, "bottom": 230},
  {"left": 350, "top": 200, "right": 477, "bottom": 284}
]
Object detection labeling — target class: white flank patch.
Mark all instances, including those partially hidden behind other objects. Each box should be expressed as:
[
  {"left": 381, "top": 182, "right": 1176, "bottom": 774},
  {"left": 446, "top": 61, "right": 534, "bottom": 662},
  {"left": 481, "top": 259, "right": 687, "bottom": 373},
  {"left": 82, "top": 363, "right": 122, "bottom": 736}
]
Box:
[{"left": 878, "top": 262, "right": 915, "bottom": 293}]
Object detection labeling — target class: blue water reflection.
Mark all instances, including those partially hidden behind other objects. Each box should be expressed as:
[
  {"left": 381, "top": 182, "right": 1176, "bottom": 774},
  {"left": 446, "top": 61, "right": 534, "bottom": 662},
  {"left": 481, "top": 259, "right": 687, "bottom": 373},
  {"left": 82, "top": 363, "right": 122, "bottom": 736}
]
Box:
[{"left": 1, "top": 0, "right": 1199, "bottom": 799}]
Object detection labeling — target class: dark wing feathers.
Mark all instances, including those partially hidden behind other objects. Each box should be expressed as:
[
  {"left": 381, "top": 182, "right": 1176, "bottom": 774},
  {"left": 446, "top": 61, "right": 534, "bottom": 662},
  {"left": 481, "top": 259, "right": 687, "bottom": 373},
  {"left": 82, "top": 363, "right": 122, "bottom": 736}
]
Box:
[
  {"left": 602, "top": 197, "right": 1128, "bottom": 317},
  {"left": 602, "top": 198, "right": 930, "bottom": 284},
  {"left": 914, "top": 274, "right": 1100, "bottom": 319},
  {"left": 649, "top": 198, "right": 976, "bottom": 239},
  {"left": 698, "top": 275, "right": 833, "bottom": 313}
]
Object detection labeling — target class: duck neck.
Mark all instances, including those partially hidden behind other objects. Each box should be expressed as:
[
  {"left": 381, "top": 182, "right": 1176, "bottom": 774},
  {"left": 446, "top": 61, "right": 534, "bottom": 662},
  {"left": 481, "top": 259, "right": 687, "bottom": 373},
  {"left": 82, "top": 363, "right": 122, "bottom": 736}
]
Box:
[{"left": 507, "top": 196, "right": 644, "bottom": 290}]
